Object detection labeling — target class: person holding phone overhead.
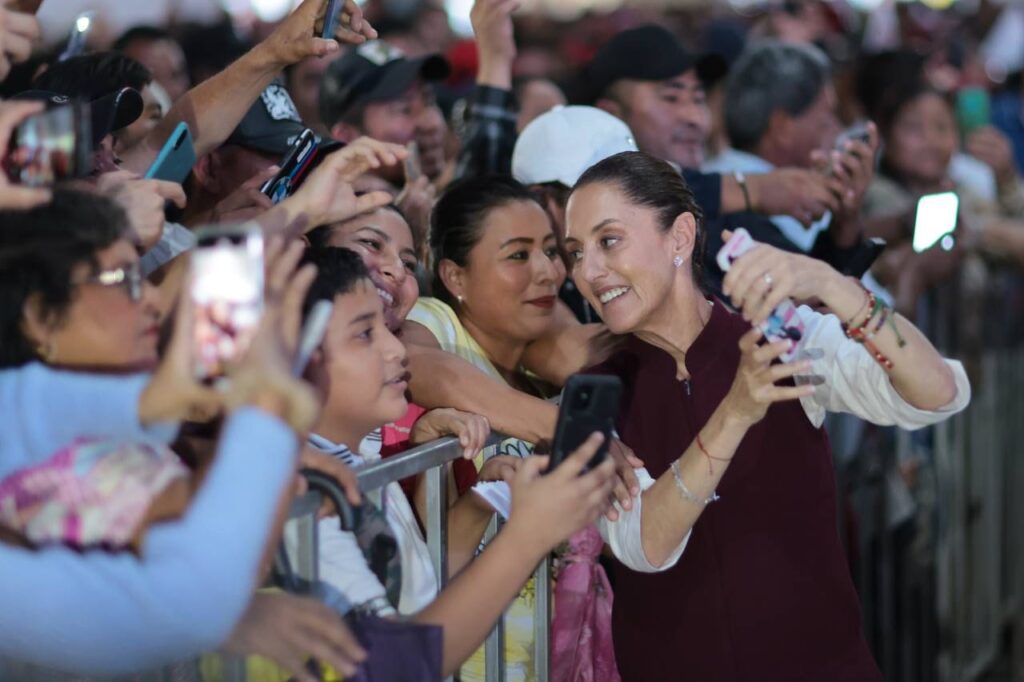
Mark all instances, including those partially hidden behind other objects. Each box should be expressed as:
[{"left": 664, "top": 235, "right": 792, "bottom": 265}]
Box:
[{"left": 565, "top": 151, "right": 970, "bottom": 682}]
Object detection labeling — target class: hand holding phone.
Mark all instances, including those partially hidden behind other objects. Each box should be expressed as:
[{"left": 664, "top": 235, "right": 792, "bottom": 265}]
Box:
[
  {"left": 2, "top": 102, "right": 92, "bottom": 187},
  {"left": 191, "top": 224, "right": 265, "bottom": 383},
  {"left": 956, "top": 87, "right": 990, "bottom": 139},
  {"left": 717, "top": 228, "right": 807, "bottom": 362},
  {"left": 261, "top": 129, "right": 318, "bottom": 205},
  {"left": 549, "top": 375, "right": 622, "bottom": 472},
  {"left": 321, "top": 0, "right": 344, "bottom": 40},
  {"left": 59, "top": 12, "right": 95, "bottom": 62}
]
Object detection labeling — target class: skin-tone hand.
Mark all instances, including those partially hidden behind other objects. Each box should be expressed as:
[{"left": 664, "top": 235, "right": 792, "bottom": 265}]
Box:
[
  {"left": 257, "top": 0, "right": 377, "bottom": 70},
  {"left": 224, "top": 240, "right": 321, "bottom": 433},
  {"left": 0, "top": 0, "right": 39, "bottom": 81},
  {"left": 471, "top": 0, "right": 519, "bottom": 89},
  {"left": 506, "top": 433, "right": 616, "bottom": 552},
  {"left": 966, "top": 126, "right": 1018, "bottom": 187},
  {"left": 812, "top": 122, "right": 880, "bottom": 246},
  {"left": 221, "top": 592, "right": 367, "bottom": 681},
  {"left": 202, "top": 166, "right": 278, "bottom": 226},
  {"left": 603, "top": 438, "right": 643, "bottom": 522},
  {"left": 275, "top": 138, "right": 406, "bottom": 234},
  {"left": 95, "top": 171, "right": 187, "bottom": 252},
  {"left": 410, "top": 408, "right": 491, "bottom": 460},
  {"left": 396, "top": 175, "right": 435, "bottom": 254},
  {"left": 299, "top": 446, "right": 362, "bottom": 511},
  {"left": 477, "top": 454, "right": 519, "bottom": 482},
  {"left": 0, "top": 101, "right": 51, "bottom": 210},
  {"left": 721, "top": 328, "right": 817, "bottom": 426},
  {"left": 138, "top": 280, "right": 224, "bottom": 426},
  {"left": 746, "top": 167, "right": 841, "bottom": 227}
]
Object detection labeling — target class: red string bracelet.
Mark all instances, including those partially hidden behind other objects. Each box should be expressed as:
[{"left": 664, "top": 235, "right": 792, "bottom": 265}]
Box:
[{"left": 696, "top": 432, "right": 732, "bottom": 475}]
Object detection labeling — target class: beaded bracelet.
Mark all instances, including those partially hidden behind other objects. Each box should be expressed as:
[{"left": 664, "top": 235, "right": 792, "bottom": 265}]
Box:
[{"left": 670, "top": 459, "right": 720, "bottom": 507}]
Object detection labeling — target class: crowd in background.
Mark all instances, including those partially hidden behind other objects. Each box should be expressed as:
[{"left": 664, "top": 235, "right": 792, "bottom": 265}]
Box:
[{"left": 0, "top": 0, "right": 1020, "bottom": 680}]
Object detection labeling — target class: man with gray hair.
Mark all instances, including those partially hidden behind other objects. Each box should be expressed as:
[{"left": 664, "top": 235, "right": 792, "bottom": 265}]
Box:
[{"left": 706, "top": 41, "right": 878, "bottom": 255}]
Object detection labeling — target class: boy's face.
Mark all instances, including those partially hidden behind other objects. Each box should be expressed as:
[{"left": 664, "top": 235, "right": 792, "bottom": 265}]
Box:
[{"left": 319, "top": 279, "right": 410, "bottom": 438}]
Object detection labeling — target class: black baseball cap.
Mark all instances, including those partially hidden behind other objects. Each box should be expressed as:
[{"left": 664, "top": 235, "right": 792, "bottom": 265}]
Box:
[
  {"left": 225, "top": 80, "right": 308, "bottom": 156},
  {"left": 319, "top": 40, "right": 450, "bottom": 127},
  {"left": 573, "top": 25, "right": 720, "bottom": 104},
  {"left": 13, "top": 87, "right": 143, "bottom": 148}
]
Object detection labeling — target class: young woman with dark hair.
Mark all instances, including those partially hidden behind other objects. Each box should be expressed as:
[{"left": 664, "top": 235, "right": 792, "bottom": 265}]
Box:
[{"left": 565, "top": 151, "right": 970, "bottom": 681}]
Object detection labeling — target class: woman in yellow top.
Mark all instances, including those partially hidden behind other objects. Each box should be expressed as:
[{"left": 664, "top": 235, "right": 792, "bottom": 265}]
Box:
[{"left": 403, "top": 176, "right": 570, "bottom": 681}]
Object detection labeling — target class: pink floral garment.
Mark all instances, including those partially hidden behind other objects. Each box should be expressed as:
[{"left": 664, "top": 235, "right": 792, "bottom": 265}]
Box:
[{"left": 551, "top": 525, "right": 621, "bottom": 682}]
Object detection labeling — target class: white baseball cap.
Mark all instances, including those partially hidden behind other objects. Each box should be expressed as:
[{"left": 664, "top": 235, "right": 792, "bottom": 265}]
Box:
[{"left": 512, "top": 105, "right": 639, "bottom": 188}]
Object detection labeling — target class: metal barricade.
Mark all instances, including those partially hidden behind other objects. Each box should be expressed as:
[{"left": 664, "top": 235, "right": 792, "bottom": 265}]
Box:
[{"left": 280, "top": 435, "right": 551, "bottom": 682}]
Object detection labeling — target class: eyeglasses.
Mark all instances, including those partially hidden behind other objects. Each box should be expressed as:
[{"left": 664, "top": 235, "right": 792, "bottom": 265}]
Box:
[{"left": 80, "top": 262, "right": 144, "bottom": 302}]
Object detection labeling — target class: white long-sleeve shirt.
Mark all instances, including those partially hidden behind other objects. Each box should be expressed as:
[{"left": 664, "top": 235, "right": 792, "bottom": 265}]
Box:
[{"left": 597, "top": 305, "right": 971, "bottom": 574}]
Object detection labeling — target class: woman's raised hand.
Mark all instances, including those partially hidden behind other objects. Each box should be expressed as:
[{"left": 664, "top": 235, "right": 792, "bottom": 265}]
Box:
[
  {"left": 720, "top": 229, "right": 839, "bottom": 325},
  {"left": 720, "top": 327, "right": 817, "bottom": 428},
  {"left": 410, "top": 407, "right": 491, "bottom": 460}
]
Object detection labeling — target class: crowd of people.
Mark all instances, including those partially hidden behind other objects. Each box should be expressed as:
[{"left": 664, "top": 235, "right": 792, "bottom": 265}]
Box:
[{"left": 5, "top": 0, "right": 1023, "bottom": 679}]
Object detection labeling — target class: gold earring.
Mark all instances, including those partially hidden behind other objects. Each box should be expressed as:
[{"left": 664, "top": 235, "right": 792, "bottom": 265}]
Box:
[{"left": 37, "top": 339, "right": 57, "bottom": 363}]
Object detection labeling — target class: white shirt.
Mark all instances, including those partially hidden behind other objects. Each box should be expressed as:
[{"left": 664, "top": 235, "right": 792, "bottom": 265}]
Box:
[
  {"left": 598, "top": 305, "right": 971, "bottom": 574},
  {"left": 286, "top": 432, "right": 438, "bottom": 616}
]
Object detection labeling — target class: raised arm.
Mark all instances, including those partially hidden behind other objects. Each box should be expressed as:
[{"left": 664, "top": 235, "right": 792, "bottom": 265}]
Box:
[
  {"left": 520, "top": 301, "right": 604, "bottom": 386},
  {"left": 135, "top": 0, "right": 376, "bottom": 169},
  {"left": 403, "top": 321, "right": 558, "bottom": 443}
]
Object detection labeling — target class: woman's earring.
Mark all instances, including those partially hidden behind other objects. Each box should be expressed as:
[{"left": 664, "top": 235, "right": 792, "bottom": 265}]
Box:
[
  {"left": 673, "top": 255, "right": 685, "bottom": 268},
  {"left": 38, "top": 338, "right": 57, "bottom": 363},
  {"left": 457, "top": 295, "right": 464, "bottom": 305}
]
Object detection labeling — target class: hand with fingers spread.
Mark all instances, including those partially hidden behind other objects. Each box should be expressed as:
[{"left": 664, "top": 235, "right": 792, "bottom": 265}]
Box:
[
  {"left": 0, "top": 0, "right": 39, "bottom": 81},
  {"left": 258, "top": 0, "right": 377, "bottom": 69},
  {"left": 720, "top": 229, "right": 833, "bottom": 326},
  {"left": 721, "top": 327, "right": 817, "bottom": 427},
  {"left": 221, "top": 592, "right": 367, "bottom": 682},
  {"left": 505, "top": 433, "right": 617, "bottom": 553},
  {"left": 96, "top": 172, "right": 187, "bottom": 252},
  {"left": 277, "top": 138, "right": 406, "bottom": 233},
  {"left": 410, "top": 408, "right": 491, "bottom": 460},
  {"left": 0, "top": 101, "right": 52, "bottom": 210}
]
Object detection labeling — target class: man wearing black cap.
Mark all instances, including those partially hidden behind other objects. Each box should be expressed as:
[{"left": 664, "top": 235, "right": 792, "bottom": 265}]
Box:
[
  {"left": 319, "top": 40, "right": 450, "bottom": 181},
  {"left": 186, "top": 80, "right": 308, "bottom": 225}
]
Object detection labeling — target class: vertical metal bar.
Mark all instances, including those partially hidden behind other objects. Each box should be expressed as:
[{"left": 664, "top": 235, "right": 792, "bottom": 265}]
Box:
[
  {"left": 223, "top": 656, "right": 247, "bottom": 682},
  {"left": 426, "top": 463, "right": 449, "bottom": 589},
  {"left": 292, "top": 495, "right": 320, "bottom": 584},
  {"left": 533, "top": 554, "right": 551, "bottom": 681},
  {"left": 484, "top": 515, "right": 506, "bottom": 682}
]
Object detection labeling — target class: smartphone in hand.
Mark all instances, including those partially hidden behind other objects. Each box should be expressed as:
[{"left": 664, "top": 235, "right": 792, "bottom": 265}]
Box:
[
  {"left": 549, "top": 375, "right": 622, "bottom": 472},
  {"left": 145, "top": 122, "right": 195, "bottom": 184},
  {"left": 321, "top": 0, "right": 344, "bottom": 39},
  {"left": 59, "top": 11, "right": 95, "bottom": 62},
  {"left": 190, "top": 223, "right": 265, "bottom": 383},
  {"left": 2, "top": 102, "right": 92, "bottom": 187},
  {"left": 913, "top": 192, "right": 959, "bottom": 253},
  {"left": 716, "top": 228, "right": 806, "bottom": 361},
  {"left": 261, "top": 129, "right": 318, "bottom": 205}
]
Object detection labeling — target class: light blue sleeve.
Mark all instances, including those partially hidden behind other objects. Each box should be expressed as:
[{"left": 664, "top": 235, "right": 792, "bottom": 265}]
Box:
[
  {"left": 0, "top": 407, "right": 297, "bottom": 675},
  {"left": 0, "top": 363, "right": 177, "bottom": 479}
]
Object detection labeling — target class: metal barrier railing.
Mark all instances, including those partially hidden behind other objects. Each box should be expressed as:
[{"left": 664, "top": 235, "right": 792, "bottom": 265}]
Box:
[{"left": 282, "top": 435, "right": 552, "bottom": 682}]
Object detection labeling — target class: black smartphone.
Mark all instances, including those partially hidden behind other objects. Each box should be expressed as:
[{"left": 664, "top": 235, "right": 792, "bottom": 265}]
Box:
[
  {"left": 550, "top": 375, "right": 623, "bottom": 472},
  {"left": 2, "top": 102, "right": 92, "bottom": 187},
  {"left": 260, "top": 129, "right": 318, "bottom": 205},
  {"left": 321, "top": 0, "right": 344, "bottom": 39},
  {"left": 291, "top": 139, "right": 344, "bottom": 193},
  {"left": 844, "top": 237, "right": 886, "bottom": 279}
]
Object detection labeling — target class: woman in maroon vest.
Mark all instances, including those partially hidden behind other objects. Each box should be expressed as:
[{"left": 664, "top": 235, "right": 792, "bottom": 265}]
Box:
[{"left": 565, "top": 152, "right": 970, "bottom": 681}]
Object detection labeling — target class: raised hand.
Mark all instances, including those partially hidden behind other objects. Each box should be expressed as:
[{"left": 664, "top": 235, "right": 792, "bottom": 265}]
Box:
[
  {"left": 720, "top": 327, "right": 816, "bottom": 427},
  {"left": 471, "top": 0, "right": 519, "bottom": 89},
  {"left": 259, "top": 0, "right": 377, "bottom": 69},
  {"left": 966, "top": 126, "right": 1018, "bottom": 187},
  {"left": 96, "top": 171, "right": 187, "bottom": 251},
  {"left": 747, "top": 167, "right": 840, "bottom": 227},
  {"left": 0, "top": 0, "right": 39, "bottom": 81}
]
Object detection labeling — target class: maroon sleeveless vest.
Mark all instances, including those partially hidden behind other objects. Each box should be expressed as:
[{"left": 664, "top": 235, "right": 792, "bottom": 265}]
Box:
[{"left": 588, "top": 302, "right": 882, "bottom": 682}]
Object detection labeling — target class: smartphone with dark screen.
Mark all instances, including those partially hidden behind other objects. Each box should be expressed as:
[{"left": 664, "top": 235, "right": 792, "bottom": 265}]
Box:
[
  {"left": 321, "top": 0, "right": 344, "bottom": 39},
  {"left": 261, "top": 129, "right": 318, "bottom": 205},
  {"left": 549, "top": 375, "right": 622, "bottom": 472},
  {"left": 2, "top": 102, "right": 92, "bottom": 186}
]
